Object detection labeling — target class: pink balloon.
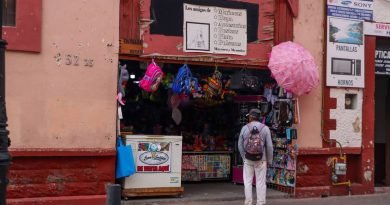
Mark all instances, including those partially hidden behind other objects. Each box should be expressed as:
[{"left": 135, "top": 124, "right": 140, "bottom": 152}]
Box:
[{"left": 268, "top": 41, "right": 320, "bottom": 96}]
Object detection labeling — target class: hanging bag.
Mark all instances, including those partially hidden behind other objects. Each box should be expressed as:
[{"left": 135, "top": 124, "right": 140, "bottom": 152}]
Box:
[
  {"left": 229, "top": 69, "right": 246, "bottom": 90},
  {"left": 139, "top": 59, "right": 164, "bottom": 92},
  {"left": 115, "top": 137, "right": 136, "bottom": 179},
  {"left": 206, "top": 67, "right": 223, "bottom": 98},
  {"left": 172, "top": 64, "right": 199, "bottom": 95},
  {"left": 229, "top": 69, "right": 261, "bottom": 92}
]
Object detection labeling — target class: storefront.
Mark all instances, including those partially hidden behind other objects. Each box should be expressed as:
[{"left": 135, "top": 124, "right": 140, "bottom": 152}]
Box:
[
  {"left": 118, "top": 0, "right": 304, "bottom": 198},
  {"left": 6, "top": 0, "right": 388, "bottom": 203},
  {"left": 365, "top": 22, "right": 390, "bottom": 187},
  {"left": 117, "top": 61, "right": 300, "bottom": 197},
  {"left": 296, "top": 0, "right": 389, "bottom": 198}
]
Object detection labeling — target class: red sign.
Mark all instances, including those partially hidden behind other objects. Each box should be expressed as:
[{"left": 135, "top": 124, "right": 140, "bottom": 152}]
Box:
[{"left": 137, "top": 165, "right": 170, "bottom": 172}]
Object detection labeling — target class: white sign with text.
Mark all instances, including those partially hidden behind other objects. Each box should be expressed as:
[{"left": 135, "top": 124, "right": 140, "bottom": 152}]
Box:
[
  {"left": 326, "top": 17, "right": 365, "bottom": 88},
  {"left": 364, "top": 22, "right": 390, "bottom": 37},
  {"left": 183, "top": 4, "right": 247, "bottom": 56},
  {"left": 136, "top": 142, "right": 172, "bottom": 173}
]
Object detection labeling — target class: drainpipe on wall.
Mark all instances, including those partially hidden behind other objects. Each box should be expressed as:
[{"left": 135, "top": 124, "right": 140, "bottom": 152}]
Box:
[{"left": 0, "top": 0, "right": 11, "bottom": 204}]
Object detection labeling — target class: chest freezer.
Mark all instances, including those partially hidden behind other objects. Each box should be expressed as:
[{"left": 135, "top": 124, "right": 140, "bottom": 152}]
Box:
[{"left": 123, "top": 135, "right": 183, "bottom": 193}]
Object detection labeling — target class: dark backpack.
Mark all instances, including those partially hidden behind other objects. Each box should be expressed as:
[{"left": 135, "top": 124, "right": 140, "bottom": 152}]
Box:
[{"left": 244, "top": 123, "right": 265, "bottom": 161}]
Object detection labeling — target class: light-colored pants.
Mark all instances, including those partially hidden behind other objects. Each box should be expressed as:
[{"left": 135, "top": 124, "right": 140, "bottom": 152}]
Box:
[{"left": 243, "top": 159, "right": 267, "bottom": 205}]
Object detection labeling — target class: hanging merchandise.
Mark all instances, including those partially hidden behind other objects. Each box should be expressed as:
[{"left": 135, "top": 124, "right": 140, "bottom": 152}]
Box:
[
  {"left": 172, "top": 64, "right": 200, "bottom": 96},
  {"left": 228, "top": 69, "right": 246, "bottom": 90},
  {"left": 118, "top": 106, "right": 123, "bottom": 120},
  {"left": 117, "top": 93, "right": 125, "bottom": 106},
  {"left": 116, "top": 137, "right": 136, "bottom": 179},
  {"left": 268, "top": 41, "right": 320, "bottom": 96},
  {"left": 139, "top": 59, "right": 164, "bottom": 92},
  {"left": 278, "top": 101, "right": 291, "bottom": 125},
  {"left": 149, "top": 88, "right": 163, "bottom": 102},
  {"left": 229, "top": 69, "right": 261, "bottom": 92},
  {"left": 172, "top": 107, "right": 182, "bottom": 125},
  {"left": 161, "top": 73, "right": 174, "bottom": 89},
  {"left": 170, "top": 94, "right": 181, "bottom": 109},
  {"left": 117, "top": 64, "right": 129, "bottom": 105},
  {"left": 118, "top": 64, "right": 129, "bottom": 95},
  {"left": 205, "top": 67, "right": 223, "bottom": 98}
]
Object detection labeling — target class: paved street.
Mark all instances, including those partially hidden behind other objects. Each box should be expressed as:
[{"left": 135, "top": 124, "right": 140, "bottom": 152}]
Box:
[
  {"left": 122, "top": 183, "right": 390, "bottom": 205},
  {"left": 123, "top": 192, "right": 390, "bottom": 205}
]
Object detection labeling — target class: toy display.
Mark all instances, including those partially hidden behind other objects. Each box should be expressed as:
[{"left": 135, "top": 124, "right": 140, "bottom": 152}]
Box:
[{"left": 181, "top": 154, "right": 231, "bottom": 181}]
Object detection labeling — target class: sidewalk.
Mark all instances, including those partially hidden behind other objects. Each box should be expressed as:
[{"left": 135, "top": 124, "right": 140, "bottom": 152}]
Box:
[
  {"left": 122, "top": 184, "right": 390, "bottom": 205},
  {"left": 121, "top": 182, "right": 289, "bottom": 205},
  {"left": 182, "top": 192, "right": 390, "bottom": 205}
]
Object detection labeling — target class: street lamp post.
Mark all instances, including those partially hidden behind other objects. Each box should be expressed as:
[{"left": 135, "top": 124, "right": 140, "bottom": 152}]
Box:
[{"left": 0, "top": 0, "right": 11, "bottom": 204}]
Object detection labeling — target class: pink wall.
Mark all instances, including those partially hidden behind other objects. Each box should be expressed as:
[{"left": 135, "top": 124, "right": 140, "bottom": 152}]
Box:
[
  {"left": 5, "top": 0, "right": 120, "bottom": 149},
  {"left": 293, "top": 0, "right": 325, "bottom": 148}
]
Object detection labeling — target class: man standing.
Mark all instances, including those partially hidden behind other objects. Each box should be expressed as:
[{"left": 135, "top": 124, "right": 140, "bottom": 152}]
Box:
[{"left": 238, "top": 108, "right": 273, "bottom": 205}]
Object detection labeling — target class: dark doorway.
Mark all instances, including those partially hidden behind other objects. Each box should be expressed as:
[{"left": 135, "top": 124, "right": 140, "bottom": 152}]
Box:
[
  {"left": 374, "top": 75, "right": 390, "bottom": 186},
  {"left": 374, "top": 37, "right": 390, "bottom": 186}
]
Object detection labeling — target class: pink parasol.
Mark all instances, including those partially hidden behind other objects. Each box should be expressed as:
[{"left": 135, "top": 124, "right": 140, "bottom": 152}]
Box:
[{"left": 268, "top": 41, "right": 320, "bottom": 96}]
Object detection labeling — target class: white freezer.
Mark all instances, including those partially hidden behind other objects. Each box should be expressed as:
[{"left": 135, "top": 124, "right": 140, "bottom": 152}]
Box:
[{"left": 123, "top": 135, "right": 182, "bottom": 189}]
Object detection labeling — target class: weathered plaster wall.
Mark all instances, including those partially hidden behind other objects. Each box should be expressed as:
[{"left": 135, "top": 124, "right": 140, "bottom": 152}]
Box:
[
  {"left": 5, "top": 0, "right": 120, "bottom": 149},
  {"left": 329, "top": 88, "right": 363, "bottom": 147},
  {"left": 293, "top": 0, "right": 324, "bottom": 147},
  {"left": 374, "top": 0, "right": 390, "bottom": 23}
]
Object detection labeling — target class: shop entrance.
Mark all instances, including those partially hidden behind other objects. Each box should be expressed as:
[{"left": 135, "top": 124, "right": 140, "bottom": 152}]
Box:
[
  {"left": 374, "top": 37, "right": 390, "bottom": 186},
  {"left": 374, "top": 75, "right": 390, "bottom": 186},
  {"left": 118, "top": 60, "right": 297, "bottom": 198}
]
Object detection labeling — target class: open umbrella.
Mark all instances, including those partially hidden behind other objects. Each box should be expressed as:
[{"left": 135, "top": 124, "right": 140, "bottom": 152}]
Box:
[{"left": 268, "top": 41, "right": 320, "bottom": 96}]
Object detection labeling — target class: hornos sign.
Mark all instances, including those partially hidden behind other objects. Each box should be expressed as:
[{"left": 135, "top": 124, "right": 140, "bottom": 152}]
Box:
[{"left": 136, "top": 142, "right": 172, "bottom": 173}]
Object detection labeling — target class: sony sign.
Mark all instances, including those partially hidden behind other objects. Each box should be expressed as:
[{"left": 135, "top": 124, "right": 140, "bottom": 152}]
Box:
[
  {"left": 328, "top": 0, "right": 374, "bottom": 10},
  {"left": 353, "top": 1, "right": 373, "bottom": 9}
]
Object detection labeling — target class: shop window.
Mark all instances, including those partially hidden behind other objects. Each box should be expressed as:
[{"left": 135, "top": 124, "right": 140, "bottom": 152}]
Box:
[
  {"left": 2, "top": 0, "right": 16, "bottom": 26},
  {"left": 345, "top": 94, "right": 357, "bottom": 110}
]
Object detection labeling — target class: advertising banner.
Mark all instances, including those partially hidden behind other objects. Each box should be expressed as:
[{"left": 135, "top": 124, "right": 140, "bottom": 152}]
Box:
[
  {"left": 364, "top": 22, "right": 390, "bottom": 37},
  {"left": 375, "top": 38, "right": 390, "bottom": 75},
  {"left": 326, "top": 17, "right": 365, "bottom": 87},
  {"left": 326, "top": 0, "right": 372, "bottom": 88},
  {"left": 327, "top": 0, "right": 373, "bottom": 20},
  {"left": 183, "top": 3, "right": 247, "bottom": 56},
  {"left": 136, "top": 142, "right": 172, "bottom": 173}
]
